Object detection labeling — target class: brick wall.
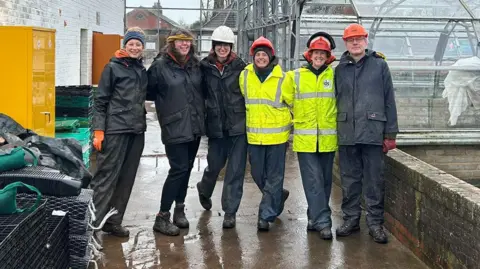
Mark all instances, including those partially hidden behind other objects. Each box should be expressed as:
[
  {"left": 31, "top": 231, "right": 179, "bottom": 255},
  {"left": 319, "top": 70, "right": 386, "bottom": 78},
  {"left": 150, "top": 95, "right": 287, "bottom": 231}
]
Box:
[
  {"left": 401, "top": 145, "right": 480, "bottom": 185},
  {"left": 396, "top": 97, "right": 480, "bottom": 129},
  {"left": 0, "top": 0, "right": 124, "bottom": 86},
  {"left": 333, "top": 150, "right": 480, "bottom": 269}
]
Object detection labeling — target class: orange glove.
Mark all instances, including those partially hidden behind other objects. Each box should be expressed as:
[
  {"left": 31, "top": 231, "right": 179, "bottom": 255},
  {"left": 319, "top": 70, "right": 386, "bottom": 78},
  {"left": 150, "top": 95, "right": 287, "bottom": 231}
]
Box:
[{"left": 93, "top": 130, "right": 104, "bottom": 152}]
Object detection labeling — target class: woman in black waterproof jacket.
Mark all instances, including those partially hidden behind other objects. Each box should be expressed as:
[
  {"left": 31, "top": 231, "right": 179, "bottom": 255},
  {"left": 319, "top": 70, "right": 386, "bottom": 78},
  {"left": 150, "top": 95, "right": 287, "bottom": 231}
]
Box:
[
  {"left": 195, "top": 26, "right": 247, "bottom": 229},
  {"left": 147, "top": 28, "right": 205, "bottom": 236},
  {"left": 90, "top": 27, "right": 148, "bottom": 237}
]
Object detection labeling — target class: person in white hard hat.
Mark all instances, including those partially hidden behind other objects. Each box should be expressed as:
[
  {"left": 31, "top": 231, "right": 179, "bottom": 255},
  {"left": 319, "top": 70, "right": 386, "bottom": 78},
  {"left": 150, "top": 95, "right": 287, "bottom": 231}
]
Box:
[{"left": 196, "top": 25, "right": 247, "bottom": 228}]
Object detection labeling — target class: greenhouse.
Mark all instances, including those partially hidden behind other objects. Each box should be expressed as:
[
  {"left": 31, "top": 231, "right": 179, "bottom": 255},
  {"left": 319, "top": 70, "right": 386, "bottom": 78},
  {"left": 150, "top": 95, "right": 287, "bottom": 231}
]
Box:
[{"left": 236, "top": 0, "right": 480, "bottom": 137}]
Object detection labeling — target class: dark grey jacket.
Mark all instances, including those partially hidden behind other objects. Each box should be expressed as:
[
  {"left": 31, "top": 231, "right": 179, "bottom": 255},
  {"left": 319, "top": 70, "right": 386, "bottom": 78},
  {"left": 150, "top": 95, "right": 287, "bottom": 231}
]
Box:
[
  {"left": 334, "top": 49, "right": 399, "bottom": 146},
  {"left": 92, "top": 56, "right": 147, "bottom": 134},
  {"left": 146, "top": 53, "right": 206, "bottom": 145},
  {"left": 200, "top": 53, "right": 246, "bottom": 138}
]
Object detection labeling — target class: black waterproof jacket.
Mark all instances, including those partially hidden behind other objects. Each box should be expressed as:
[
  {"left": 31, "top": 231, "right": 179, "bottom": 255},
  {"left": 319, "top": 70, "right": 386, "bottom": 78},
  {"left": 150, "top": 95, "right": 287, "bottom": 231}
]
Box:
[
  {"left": 200, "top": 54, "right": 247, "bottom": 138},
  {"left": 147, "top": 53, "right": 205, "bottom": 145},
  {"left": 92, "top": 56, "right": 148, "bottom": 134},
  {"left": 334, "top": 49, "right": 399, "bottom": 146}
]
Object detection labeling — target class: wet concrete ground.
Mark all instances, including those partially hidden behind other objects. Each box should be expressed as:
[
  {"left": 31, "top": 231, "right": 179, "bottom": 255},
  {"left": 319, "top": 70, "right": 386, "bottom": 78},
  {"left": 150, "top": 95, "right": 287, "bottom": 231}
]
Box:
[{"left": 94, "top": 106, "right": 428, "bottom": 269}]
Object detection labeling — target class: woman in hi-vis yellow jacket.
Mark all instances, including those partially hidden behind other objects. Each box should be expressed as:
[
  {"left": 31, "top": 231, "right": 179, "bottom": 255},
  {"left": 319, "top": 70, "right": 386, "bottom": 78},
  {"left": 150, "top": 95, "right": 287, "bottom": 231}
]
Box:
[
  {"left": 282, "top": 32, "right": 338, "bottom": 240},
  {"left": 239, "top": 36, "right": 292, "bottom": 231}
]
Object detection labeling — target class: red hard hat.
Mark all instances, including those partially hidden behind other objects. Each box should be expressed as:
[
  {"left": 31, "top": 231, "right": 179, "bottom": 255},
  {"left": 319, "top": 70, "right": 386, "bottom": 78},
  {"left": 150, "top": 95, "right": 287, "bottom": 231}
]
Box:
[
  {"left": 343, "top": 23, "right": 368, "bottom": 40},
  {"left": 250, "top": 36, "right": 275, "bottom": 56},
  {"left": 308, "top": 36, "right": 332, "bottom": 52}
]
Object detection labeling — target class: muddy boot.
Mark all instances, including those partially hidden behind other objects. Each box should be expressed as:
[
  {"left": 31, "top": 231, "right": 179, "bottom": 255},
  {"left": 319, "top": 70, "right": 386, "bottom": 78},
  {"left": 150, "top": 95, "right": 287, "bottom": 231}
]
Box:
[
  {"left": 102, "top": 223, "right": 130, "bottom": 237},
  {"left": 278, "top": 189, "right": 290, "bottom": 215},
  {"left": 257, "top": 219, "right": 269, "bottom": 231},
  {"left": 173, "top": 204, "right": 189, "bottom": 229},
  {"left": 223, "top": 214, "right": 236, "bottom": 229},
  {"left": 336, "top": 220, "right": 360, "bottom": 237},
  {"left": 369, "top": 225, "right": 388, "bottom": 244},
  {"left": 319, "top": 227, "right": 333, "bottom": 240},
  {"left": 153, "top": 212, "right": 180, "bottom": 236},
  {"left": 197, "top": 182, "right": 212, "bottom": 210},
  {"left": 307, "top": 220, "right": 315, "bottom": 231}
]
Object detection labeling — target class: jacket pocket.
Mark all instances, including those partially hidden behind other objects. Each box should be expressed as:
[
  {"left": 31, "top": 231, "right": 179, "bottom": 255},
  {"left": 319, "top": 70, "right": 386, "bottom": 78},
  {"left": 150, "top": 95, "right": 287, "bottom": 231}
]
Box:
[
  {"left": 161, "top": 109, "right": 184, "bottom": 126},
  {"left": 160, "top": 107, "right": 192, "bottom": 143},
  {"left": 366, "top": 111, "right": 387, "bottom": 122},
  {"left": 336, "top": 112, "right": 347, "bottom": 122},
  {"left": 366, "top": 111, "right": 386, "bottom": 143}
]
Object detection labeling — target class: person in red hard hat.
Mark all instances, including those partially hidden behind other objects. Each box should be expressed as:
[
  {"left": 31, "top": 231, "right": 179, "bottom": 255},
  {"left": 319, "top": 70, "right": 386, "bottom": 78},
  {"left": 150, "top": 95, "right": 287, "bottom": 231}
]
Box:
[
  {"left": 334, "top": 23, "right": 398, "bottom": 244},
  {"left": 239, "top": 36, "right": 292, "bottom": 231},
  {"left": 282, "top": 31, "right": 338, "bottom": 240}
]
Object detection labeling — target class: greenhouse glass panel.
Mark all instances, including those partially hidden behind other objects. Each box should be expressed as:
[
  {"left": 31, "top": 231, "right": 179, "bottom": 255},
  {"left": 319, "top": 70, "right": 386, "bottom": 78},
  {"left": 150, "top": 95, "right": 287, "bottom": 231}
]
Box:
[
  {"left": 463, "top": 0, "right": 480, "bottom": 19},
  {"left": 351, "top": 0, "right": 472, "bottom": 19}
]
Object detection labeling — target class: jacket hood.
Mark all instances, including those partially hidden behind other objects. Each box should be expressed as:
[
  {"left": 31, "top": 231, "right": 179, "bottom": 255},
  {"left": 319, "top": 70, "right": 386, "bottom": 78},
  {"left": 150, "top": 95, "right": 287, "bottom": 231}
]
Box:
[{"left": 110, "top": 49, "right": 144, "bottom": 67}]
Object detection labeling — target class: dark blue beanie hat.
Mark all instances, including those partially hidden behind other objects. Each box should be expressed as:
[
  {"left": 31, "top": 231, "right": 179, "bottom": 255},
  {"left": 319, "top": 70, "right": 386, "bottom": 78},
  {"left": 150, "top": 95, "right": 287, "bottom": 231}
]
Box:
[{"left": 124, "top": 30, "right": 145, "bottom": 47}]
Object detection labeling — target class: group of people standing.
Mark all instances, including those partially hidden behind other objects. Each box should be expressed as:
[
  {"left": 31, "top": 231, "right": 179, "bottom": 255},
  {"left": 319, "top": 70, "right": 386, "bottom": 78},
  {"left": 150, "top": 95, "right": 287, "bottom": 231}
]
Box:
[{"left": 90, "top": 23, "right": 398, "bottom": 245}]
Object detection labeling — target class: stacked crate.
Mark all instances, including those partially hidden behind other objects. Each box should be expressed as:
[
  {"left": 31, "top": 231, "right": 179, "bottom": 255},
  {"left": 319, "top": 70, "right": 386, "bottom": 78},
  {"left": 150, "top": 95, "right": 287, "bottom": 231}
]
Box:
[{"left": 55, "top": 85, "right": 95, "bottom": 168}]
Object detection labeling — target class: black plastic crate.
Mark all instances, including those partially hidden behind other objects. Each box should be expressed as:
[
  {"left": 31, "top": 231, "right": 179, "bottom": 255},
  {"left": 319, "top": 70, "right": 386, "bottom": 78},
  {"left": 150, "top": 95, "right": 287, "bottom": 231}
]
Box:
[
  {"left": 69, "top": 229, "right": 93, "bottom": 257},
  {"left": 41, "top": 214, "right": 70, "bottom": 269},
  {"left": 0, "top": 198, "right": 48, "bottom": 268},
  {"left": 70, "top": 216, "right": 91, "bottom": 235},
  {"left": 0, "top": 166, "right": 82, "bottom": 197},
  {"left": 70, "top": 254, "right": 90, "bottom": 269},
  {"left": 18, "top": 188, "right": 93, "bottom": 222}
]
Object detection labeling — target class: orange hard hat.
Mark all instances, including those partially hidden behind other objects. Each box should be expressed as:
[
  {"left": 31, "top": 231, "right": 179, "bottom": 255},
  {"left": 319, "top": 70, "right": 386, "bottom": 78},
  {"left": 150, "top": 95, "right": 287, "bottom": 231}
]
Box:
[
  {"left": 249, "top": 36, "right": 275, "bottom": 56},
  {"left": 343, "top": 23, "right": 368, "bottom": 40}
]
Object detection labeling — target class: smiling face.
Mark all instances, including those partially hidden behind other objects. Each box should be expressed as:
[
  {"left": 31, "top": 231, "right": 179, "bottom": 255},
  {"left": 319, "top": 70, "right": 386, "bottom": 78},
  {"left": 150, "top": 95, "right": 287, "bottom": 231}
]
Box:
[
  {"left": 215, "top": 43, "right": 231, "bottom": 60},
  {"left": 125, "top": 39, "right": 144, "bottom": 58},
  {"left": 345, "top": 36, "right": 367, "bottom": 57},
  {"left": 174, "top": 40, "right": 192, "bottom": 56},
  {"left": 254, "top": 51, "right": 270, "bottom": 68},
  {"left": 310, "top": 50, "right": 328, "bottom": 68}
]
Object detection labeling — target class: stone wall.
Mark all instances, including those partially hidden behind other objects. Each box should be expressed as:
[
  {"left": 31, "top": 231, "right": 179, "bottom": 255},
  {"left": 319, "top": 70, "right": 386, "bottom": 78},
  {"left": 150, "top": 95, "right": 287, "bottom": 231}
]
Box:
[{"left": 333, "top": 149, "right": 480, "bottom": 269}]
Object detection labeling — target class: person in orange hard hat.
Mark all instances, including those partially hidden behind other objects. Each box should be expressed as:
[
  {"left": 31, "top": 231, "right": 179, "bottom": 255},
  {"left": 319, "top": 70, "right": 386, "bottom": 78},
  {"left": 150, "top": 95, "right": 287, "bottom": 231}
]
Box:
[
  {"left": 239, "top": 36, "right": 291, "bottom": 231},
  {"left": 282, "top": 31, "right": 338, "bottom": 240},
  {"left": 90, "top": 27, "right": 148, "bottom": 237},
  {"left": 334, "top": 23, "right": 398, "bottom": 244}
]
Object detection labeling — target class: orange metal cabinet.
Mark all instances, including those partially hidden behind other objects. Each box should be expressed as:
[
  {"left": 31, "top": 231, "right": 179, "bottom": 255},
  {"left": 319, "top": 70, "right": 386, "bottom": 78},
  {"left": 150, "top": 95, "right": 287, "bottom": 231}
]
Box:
[
  {"left": 0, "top": 26, "right": 56, "bottom": 137},
  {"left": 92, "top": 32, "right": 122, "bottom": 85}
]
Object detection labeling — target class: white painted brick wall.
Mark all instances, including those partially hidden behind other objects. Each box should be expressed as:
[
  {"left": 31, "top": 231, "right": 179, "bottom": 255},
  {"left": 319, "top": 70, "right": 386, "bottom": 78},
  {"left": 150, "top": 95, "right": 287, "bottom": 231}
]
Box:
[{"left": 0, "top": 0, "right": 124, "bottom": 86}]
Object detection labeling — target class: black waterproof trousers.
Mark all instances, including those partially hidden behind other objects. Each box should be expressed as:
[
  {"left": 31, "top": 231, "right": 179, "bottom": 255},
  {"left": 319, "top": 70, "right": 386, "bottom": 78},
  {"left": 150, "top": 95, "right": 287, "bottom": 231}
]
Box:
[
  {"left": 338, "top": 144, "right": 385, "bottom": 227},
  {"left": 159, "top": 138, "right": 201, "bottom": 212},
  {"left": 90, "top": 133, "right": 145, "bottom": 226},
  {"left": 197, "top": 134, "right": 247, "bottom": 215}
]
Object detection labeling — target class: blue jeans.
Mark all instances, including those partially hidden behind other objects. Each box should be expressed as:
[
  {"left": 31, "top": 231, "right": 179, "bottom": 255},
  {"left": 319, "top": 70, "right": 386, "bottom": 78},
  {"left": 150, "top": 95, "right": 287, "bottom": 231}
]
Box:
[
  {"left": 298, "top": 152, "right": 335, "bottom": 230},
  {"left": 248, "top": 143, "right": 287, "bottom": 222}
]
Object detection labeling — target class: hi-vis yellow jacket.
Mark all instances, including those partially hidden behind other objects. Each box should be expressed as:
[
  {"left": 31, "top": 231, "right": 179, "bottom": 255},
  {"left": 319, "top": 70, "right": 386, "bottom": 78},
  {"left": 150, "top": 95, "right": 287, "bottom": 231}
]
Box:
[
  {"left": 283, "top": 66, "right": 338, "bottom": 152},
  {"left": 239, "top": 64, "right": 292, "bottom": 145}
]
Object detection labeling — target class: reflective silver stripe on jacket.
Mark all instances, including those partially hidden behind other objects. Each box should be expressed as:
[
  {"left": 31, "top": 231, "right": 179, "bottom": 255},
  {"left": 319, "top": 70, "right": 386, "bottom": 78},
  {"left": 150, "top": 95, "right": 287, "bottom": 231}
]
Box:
[
  {"left": 243, "top": 70, "right": 287, "bottom": 108},
  {"left": 293, "top": 129, "right": 337, "bottom": 135},
  {"left": 247, "top": 124, "right": 292, "bottom": 134},
  {"left": 294, "top": 69, "right": 335, "bottom": 99}
]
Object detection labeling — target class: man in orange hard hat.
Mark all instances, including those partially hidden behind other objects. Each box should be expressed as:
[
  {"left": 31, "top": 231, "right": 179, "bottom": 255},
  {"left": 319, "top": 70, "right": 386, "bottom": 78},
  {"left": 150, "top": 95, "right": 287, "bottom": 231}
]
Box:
[{"left": 334, "top": 23, "right": 398, "bottom": 244}]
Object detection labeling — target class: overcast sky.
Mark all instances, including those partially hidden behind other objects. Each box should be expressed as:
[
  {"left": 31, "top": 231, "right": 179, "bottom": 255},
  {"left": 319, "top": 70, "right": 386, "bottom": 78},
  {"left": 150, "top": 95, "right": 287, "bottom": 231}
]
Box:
[{"left": 126, "top": 0, "right": 202, "bottom": 24}]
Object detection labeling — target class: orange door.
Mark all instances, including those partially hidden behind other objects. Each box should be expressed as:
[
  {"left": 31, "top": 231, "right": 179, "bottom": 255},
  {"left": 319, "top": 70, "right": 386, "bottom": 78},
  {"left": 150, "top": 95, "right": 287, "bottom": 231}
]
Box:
[{"left": 92, "top": 33, "right": 122, "bottom": 85}]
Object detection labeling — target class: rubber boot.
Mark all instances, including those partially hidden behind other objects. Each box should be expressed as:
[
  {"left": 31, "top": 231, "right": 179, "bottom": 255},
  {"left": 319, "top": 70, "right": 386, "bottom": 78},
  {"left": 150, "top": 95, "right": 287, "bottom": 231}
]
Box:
[
  {"left": 153, "top": 212, "right": 180, "bottom": 236},
  {"left": 223, "top": 214, "right": 236, "bottom": 229},
  {"left": 102, "top": 223, "right": 130, "bottom": 237},
  {"left": 173, "top": 203, "right": 189, "bottom": 228},
  {"left": 278, "top": 189, "right": 290, "bottom": 215},
  {"left": 197, "top": 182, "right": 212, "bottom": 210}
]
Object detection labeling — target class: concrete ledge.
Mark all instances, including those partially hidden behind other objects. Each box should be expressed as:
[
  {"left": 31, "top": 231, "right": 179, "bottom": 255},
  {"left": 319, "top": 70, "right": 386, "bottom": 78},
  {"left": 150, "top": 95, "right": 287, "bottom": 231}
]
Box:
[{"left": 333, "top": 149, "right": 480, "bottom": 269}]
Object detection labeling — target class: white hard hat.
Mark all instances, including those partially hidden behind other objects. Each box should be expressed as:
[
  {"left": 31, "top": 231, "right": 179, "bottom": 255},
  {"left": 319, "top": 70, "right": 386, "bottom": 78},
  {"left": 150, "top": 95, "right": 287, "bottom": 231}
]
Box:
[{"left": 211, "top": 26, "right": 235, "bottom": 44}]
